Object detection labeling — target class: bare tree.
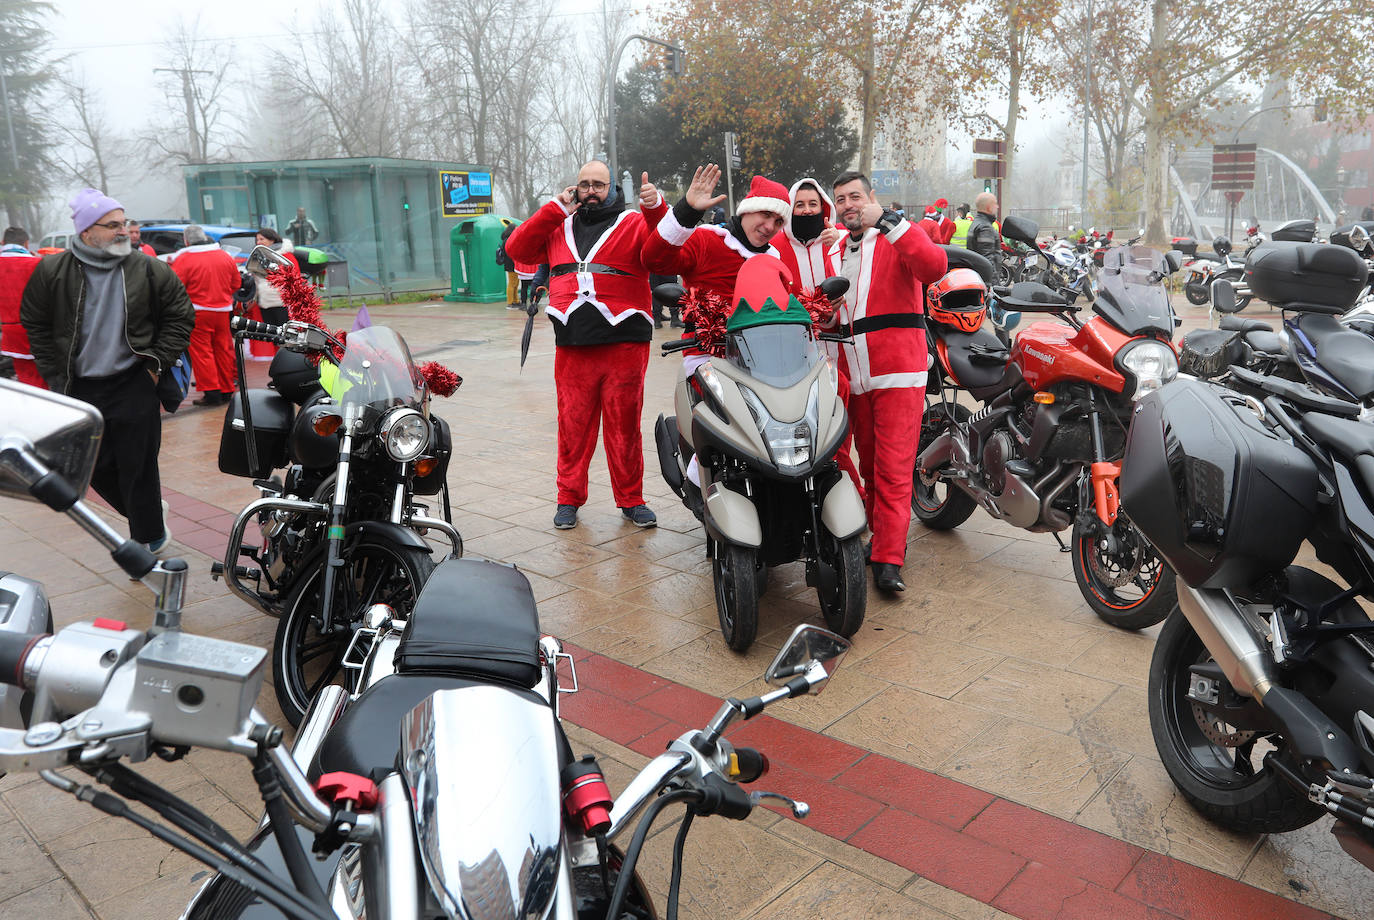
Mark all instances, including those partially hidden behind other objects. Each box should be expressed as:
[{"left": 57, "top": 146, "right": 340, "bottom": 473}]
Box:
[
  {"left": 143, "top": 15, "right": 236, "bottom": 165},
  {"left": 53, "top": 70, "right": 114, "bottom": 190},
  {"left": 275, "top": 0, "right": 409, "bottom": 157}
]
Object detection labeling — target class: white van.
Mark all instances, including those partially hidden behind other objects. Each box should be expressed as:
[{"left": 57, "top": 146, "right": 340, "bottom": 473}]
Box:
[{"left": 35, "top": 231, "right": 73, "bottom": 251}]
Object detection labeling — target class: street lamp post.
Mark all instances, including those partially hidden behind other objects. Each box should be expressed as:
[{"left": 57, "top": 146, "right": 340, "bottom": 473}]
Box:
[
  {"left": 1080, "top": 0, "right": 1092, "bottom": 229},
  {"left": 606, "top": 35, "right": 684, "bottom": 182}
]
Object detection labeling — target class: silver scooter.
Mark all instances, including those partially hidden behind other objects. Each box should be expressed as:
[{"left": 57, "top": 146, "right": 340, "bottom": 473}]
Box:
[
  {"left": 0, "top": 376, "right": 852, "bottom": 920},
  {"left": 652, "top": 278, "right": 868, "bottom": 652}
]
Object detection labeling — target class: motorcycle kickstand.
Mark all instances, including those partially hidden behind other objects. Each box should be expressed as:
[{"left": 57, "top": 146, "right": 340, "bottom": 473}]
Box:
[{"left": 1051, "top": 532, "right": 1072, "bottom": 553}]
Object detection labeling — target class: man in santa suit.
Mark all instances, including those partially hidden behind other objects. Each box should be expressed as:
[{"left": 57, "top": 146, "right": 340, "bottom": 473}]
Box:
[
  {"left": 170, "top": 225, "right": 241, "bottom": 406},
  {"left": 829, "top": 171, "right": 947, "bottom": 593},
  {"left": 920, "top": 198, "right": 956, "bottom": 245},
  {"left": 505, "top": 159, "right": 666, "bottom": 531},
  {"left": 643, "top": 166, "right": 789, "bottom": 310}
]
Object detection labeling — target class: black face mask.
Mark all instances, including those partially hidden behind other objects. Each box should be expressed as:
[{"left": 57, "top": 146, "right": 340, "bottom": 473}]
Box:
[{"left": 791, "top": 212, "right": 825, "bottom": 242}]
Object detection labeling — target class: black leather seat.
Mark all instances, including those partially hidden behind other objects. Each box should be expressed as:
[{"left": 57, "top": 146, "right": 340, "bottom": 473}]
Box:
[
  {"left": 1293, "top": 314, "right": 1374, "bottom": 401},
  {"left": 941, "top": 328, "right": 1012, "bottom": 394},
  {"left": 393, "top": 557, "right": 543, "bottom": 688},
  {"left": 1219, "top": 316, "right": 1272, "bottom": 334},
  {"left": 1246, "top": 331, "right": 1283, "bottom": 355}
]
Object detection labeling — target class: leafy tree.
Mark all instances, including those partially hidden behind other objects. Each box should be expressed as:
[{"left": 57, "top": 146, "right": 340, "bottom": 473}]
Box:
[{"left": 0, "top": 0, "right": 56, "bottom": 230}]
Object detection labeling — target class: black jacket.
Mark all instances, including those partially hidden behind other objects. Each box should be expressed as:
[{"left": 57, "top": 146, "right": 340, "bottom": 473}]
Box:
[
  {"left": 967, "top": 211, "right": 1001, "bottom": 263},
  {"left": 20, "top": 251, "right": 194, "bottom": 394}
]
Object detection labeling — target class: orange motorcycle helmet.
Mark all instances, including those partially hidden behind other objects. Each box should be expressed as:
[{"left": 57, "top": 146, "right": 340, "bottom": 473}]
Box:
[{"left": 925, "top": 268, "right": 987, "bottom": 333}]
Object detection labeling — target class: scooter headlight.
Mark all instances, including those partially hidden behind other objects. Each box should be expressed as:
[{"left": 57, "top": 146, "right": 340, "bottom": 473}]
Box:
[
  {"left": 381, "top": 407, "right": 429, "bottom": 462},
  {"left": 739, "top": 380, "right": 820, "bottom": 474},
  {"left": 1118, "top": 340, "right": 1178, "bottom": 401},
  {"left": 696, "top": 363, "right": 729, "bottom": 417}
]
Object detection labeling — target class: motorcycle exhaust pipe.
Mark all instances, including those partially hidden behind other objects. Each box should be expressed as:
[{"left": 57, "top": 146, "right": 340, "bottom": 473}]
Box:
[{"left": 1175, "top": 582, "right": 1277, "bottom": 703}]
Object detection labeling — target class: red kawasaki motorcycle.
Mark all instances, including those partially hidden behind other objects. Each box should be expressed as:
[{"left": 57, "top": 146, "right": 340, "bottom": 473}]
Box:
[{"left": 914, "top": 218, "right": 1183, "bottom": 629}]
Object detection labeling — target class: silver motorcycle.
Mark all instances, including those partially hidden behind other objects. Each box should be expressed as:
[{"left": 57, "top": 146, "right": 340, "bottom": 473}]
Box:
[{"left": 0, "top": 376, "right": 850, "bottom": 920}]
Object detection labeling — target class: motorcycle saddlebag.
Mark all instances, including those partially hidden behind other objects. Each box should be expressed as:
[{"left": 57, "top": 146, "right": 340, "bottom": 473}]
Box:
[
  {"left": 217, "top": 390, "right": 293, "bottom": 479},
  {"left": 1120, "top": 378, "right": 1319, "bottom": 589},
  {"left": 1178, "top": 329, "right": 1246, "bottom": 379},
  {"left": 410, "top": 413, "right": 452, "bottom": 496},
  {"left": 1270, "top": 219, "right": 1317, "bottom": 243},
  {"left": 1245, "top": 242, "right": 1370, "bottom": 313}
]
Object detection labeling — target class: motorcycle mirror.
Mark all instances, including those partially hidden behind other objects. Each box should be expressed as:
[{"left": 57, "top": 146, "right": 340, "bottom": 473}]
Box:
[
  {"left": 764, "top": 624, "right": 850, "bottom": 695},
  {"left": 1000, "top": 215, "right": 1040, "bottom": 249},
  {"left": 1164, "top": 250, "right": 1184, "bottom": 274},
  {"left": 1211, "top": 278, "right": 1241, "bottom": 314},
  {"left": 1352, "top": 225, "right": 1371, "bottom": 252},
  {"left": 817, "top": 276, "right": 850, "bottom": 300},
  {"left": 652, "top": 282, "right": 684, "bottom": 309},
  {"left": 246, "top": 244, "right": 295, "bottom": 275},
  {"left": 0, "top": 379, "right": 104, "bottom": 504}
]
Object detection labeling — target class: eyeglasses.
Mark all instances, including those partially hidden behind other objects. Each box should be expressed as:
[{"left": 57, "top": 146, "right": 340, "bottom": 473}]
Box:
[
  {"left": 91, "top": 220, "right": 130, "bottom": 231},
  {"left": 576, "top": 181, "right": 609, "bottom": 191}
]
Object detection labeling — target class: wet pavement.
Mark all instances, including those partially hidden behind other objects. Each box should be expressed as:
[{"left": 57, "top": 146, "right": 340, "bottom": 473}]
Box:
[{"left": 0, "top": 294, "right": 1368, "bottom": 919}]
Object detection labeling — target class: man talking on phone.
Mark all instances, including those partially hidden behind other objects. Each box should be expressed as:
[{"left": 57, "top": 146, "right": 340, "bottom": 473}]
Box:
[{"left": 506, "top": 160, "right": 667, "bottom": 531}]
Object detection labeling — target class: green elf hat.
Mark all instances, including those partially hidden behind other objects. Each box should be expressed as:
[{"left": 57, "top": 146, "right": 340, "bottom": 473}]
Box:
[{"left": 727, "top": 255, "right": 812, "bottom": 332}]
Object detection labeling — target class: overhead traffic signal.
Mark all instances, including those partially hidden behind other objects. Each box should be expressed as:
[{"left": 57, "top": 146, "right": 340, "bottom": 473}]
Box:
[{"left": 662, "top": 46, "right": 684, "bottom": 75}]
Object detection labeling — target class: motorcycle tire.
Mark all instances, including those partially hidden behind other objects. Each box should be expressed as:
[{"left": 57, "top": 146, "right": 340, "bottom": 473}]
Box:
[
  {"left": 1184, "top": 282, "right": 1210, "bottom": 306},
  {"left": 817, "top": 534, "right": 866, "bottom": 637},
  {"left": 713, "top": 542, "right": 760, "bottom": 653},
  {"left": 912, "top": 403, "right": 977, "bottom": 530},
  {"left": 273, "top": 537, "right": 435, "bottom": 726},
  {"left": 1070, "top": 515, "right": 1175, "bottom": 630},
  {"left": 1148, "top": 607, "right": 1323, "bottom": 834}
]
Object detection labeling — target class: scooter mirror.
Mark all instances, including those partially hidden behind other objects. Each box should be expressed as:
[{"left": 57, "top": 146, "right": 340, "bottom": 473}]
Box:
[
  {"left": 817, "top": 276, "right": 850, "bottom": 301},
  {"left": 0, "top": 379, "right": 104, "bottom": 504},
  {"left": 764, "top": 624, "right": 850, "bottom": 695},
  {"left": 652, "top": 283, "right": 684, "bottom": 309},
  {"left": 1211, "top": 278, "right": 1241, "bottom": 314},
  {"left": 246, "top": 244, "right": 295, "bottom": 276},
  {"left": 1164, "top": 250, "right": 1184, "bottom": 274},
  {"left": 1352, "top": 225, "right": 1371, "bottom": 253},
  {"left": 1000, "top": 215, "right": 1040, "bottom": 249}
]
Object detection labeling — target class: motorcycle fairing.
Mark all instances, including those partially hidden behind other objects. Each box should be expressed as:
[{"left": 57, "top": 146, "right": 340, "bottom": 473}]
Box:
[
  {"left": 401, "top": 686, "right": 569, "bottom": 920},
  {"left": 703, "top": 482, "right": 763, "bottom": 548},
  {"left": 1011, "top": 318, "right": 1129, "bottom": 393},
  {"left": 820, "top": 473, "right": 867, "bottom": 539},
  {"left": 1093, "top": 245, "right": 1175, "bottom": 338}
]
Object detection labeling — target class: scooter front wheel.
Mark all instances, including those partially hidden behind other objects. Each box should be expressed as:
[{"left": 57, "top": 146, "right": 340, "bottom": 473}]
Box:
[
  {"left": 713, "top": 542, "right": 760, "bottom": 652},
  {"left": 817, "top": 534, "right": 866, "bottom": 637}
]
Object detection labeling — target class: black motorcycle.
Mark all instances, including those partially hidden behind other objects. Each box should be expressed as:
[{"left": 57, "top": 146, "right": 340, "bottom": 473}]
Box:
[
  {"left": 1121, "top": 240, "right": 1374, "bottom": 869},
  {"left": 215, "top": 257, "right": 461, "bottom": 725}
]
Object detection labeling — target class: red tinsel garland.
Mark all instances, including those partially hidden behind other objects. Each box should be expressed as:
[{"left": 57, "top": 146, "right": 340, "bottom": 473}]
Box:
[
  {"left": 799, "top": 288, "right": 836, "bottom": 328},
  {"left": 266, "top": 266, "right": 461, "bottom": 397},
  {"left": 678, "top": 287, "right": 732, "bottom": 356}
]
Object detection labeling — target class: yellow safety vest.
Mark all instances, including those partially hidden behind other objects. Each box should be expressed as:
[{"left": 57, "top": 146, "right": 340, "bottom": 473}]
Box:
[{"left": 951, "top": 218, "right": 972, "bottom": 248}]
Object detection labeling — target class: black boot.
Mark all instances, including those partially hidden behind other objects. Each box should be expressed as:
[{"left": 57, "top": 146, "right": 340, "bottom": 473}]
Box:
[{"left": 873, "top": 563, "right": 905, "bottom": 593}]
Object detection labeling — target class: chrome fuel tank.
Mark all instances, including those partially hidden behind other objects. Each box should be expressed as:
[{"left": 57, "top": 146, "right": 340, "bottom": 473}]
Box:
[{"left": 400, "top": 685, "right": 569, "bottom": 920}]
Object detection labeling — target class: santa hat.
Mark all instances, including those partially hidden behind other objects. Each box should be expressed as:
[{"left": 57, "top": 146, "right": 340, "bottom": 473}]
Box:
[{"left": 736, "top": 175, "right": 791, "bottom": 220}]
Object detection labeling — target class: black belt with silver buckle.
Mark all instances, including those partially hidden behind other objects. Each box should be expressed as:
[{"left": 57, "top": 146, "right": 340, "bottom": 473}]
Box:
[
  {"left": 549, "top": 262, "right": 633, "bottom": 278},
  {"left": 843, "top": 313, "right": 927, "bottom": 336}
]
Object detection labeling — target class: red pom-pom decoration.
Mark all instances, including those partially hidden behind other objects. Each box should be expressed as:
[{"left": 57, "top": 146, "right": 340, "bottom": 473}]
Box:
[
  {"left": 678, "top": 287, "right": 733, "bottom": 356},
  {"left": 799, "top": 287, "right": 836, "bottom": 329},
  {"left": 419, "top": 361, "right": 462, "bottom": 397}
]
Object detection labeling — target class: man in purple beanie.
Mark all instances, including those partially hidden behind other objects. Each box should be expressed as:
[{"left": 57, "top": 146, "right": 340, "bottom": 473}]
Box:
[{"left": 20, "top": 188, "right": 194, "bottom": 552}]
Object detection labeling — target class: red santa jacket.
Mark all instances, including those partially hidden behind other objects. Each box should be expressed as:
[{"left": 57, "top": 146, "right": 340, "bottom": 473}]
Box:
[
  {"left": 170, "top": 243, "right": 241, "bottom": 311},
  {"left": 0, "top": 254, "right": 40, "bottom": 359},
  {"left": 827, "top": 217, "right": 947, "bottom": 395},
  {"left": 506, "top": 194, "right": 667, "bottom": 345},
  {"left": 771, "top": 178, "right": 838, "bottom": 297},
  {"left": 642, "top": 204, "right": 779, "bottom": 296}
]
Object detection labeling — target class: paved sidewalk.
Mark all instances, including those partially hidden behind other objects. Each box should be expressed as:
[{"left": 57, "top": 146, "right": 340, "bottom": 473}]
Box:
[{"left": 0, "top": 297, "right": 1368, "bottom": 919}]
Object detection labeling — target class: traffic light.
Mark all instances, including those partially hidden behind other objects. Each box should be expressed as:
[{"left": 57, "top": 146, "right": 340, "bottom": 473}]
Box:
[
  {"left": 1314, "top": 99, "right": 1328, "bottom": 122},
  {"left": 983, "top": 180, "right": 993, "bottom": 193},
  {"left": 663, "top": 46, "right": 684, "bottom": 75},
  {"left": 402, "top": 197, "right": 411, "bottom": 211}
]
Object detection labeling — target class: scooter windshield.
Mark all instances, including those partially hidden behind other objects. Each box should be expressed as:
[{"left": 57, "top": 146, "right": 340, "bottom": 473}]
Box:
[
  {"left": 1094, "top": 245, "right": 1174, "bottom": 337},
  {"left": 724, "top": 324, "right": 820, "bottom": 389},
  {"left": 327, "top": 326, "right": 426, "bottom": 415}
]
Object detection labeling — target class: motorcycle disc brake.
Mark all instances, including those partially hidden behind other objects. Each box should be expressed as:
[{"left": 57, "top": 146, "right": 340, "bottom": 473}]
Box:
[
  {"left": 1190, "top": 701, "right": 1258, "bottom": 747},
  {"left": 1088, "top": 534, "right": 1143, "bottom": 588}
]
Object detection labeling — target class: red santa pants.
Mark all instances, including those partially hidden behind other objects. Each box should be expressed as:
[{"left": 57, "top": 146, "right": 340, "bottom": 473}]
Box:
[
  {"left": 189, "top": 309, "right": 238, "bottom": 393},
  {"left": 848, "top": 385, "right": 925, "bottom": 567},
  {"left": 555, "top": 341, "right": 649, "bottom": 508}
]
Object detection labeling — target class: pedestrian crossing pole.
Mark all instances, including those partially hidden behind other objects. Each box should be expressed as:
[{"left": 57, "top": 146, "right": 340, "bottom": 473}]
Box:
[{"left": 724, "top": 132, "right": 740, "bottom": 215}]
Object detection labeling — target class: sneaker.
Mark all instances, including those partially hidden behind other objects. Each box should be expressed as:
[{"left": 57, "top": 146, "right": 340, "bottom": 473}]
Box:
[
  {"left": 553, "top": 504, "right": 579, "bottom": 529},
  {"left": 147, "top": 499, "right": 172, "bottom": 553},
  {"left": 620, "top": 504, "right": 657, "bottom": 528}
]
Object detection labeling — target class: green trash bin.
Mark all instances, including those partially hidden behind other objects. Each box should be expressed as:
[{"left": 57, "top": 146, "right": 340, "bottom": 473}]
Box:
[{"left": 446, "top": 214, "right": 517, "bottom": 303}]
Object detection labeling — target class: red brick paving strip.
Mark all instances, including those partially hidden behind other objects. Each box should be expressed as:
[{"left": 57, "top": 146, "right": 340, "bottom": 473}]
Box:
[{"left": 161, "top": 486, "right": 1334, "bottom": 920}]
